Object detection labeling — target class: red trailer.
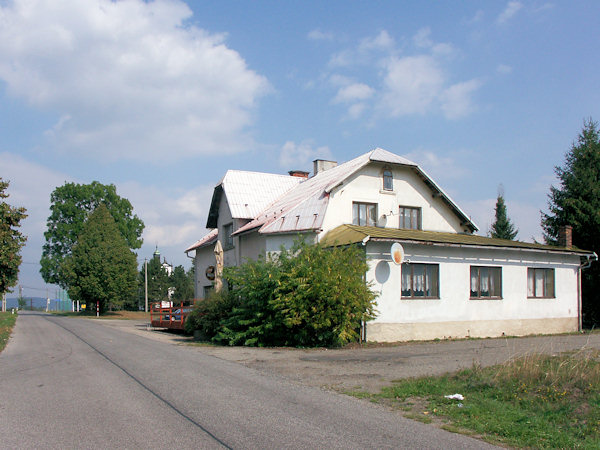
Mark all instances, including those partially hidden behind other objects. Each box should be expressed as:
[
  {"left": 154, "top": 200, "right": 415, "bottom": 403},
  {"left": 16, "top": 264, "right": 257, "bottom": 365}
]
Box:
[{"left": 150, "top": 301, "right": 196, "bottom": 330}]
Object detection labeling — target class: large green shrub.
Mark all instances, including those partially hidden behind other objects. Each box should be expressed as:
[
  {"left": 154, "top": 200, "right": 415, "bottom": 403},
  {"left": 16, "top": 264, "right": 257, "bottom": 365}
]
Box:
[
  {"left": 188, "top": 239, "right": 377, "bottom": 347},
  {"left": 184, "top": 289, "right": 240, "bottom": 338}
]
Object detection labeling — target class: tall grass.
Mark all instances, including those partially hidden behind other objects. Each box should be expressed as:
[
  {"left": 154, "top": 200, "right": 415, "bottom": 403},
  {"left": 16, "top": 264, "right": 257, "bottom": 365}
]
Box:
[
  {"left": 362, "top": 348, "right": 600, "bottom": 448},
  {"left": 0, "top": 311, "right": 17, "bottom": 353}
]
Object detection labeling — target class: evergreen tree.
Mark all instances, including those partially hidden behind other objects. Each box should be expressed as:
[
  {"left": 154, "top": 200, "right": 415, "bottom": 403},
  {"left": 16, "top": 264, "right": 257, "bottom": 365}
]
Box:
[
  {"left": 541, "top": 119, "right": 600, "bottom": 326},
  {"left": 490, "top": 188, "right": 518, "bottom": 240},
  {"left": 0, "top": 178, "right": 27, "bottom": 295},
  {"left": 62, "top": 204, "right": 138, "bottom": 313}
]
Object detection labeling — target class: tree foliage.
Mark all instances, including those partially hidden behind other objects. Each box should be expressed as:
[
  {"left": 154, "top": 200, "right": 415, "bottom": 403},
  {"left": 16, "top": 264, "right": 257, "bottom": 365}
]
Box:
[
  {"left": 141, "top": 256, "right": 171, "bottom": 303},
  {"left": 40, "top": 181, "right": 144, "bottom": 288},
  {"left": 490, "top": 193, "right": 518, "bottom": 240},
  {"left": 541, "top": 119, "right": 600, "bottom": 326},
  {"left": 186, "top": 240, "right": 378, "bottom": 347},
  {"left": 62, "top": 204, "right": 139, "bottom": 313},
  {"left": 171, "top": 265, "right": 195, "bottom": 302},
  {"left": 0, "top": 178, "right": 27, "bottom": 295}
]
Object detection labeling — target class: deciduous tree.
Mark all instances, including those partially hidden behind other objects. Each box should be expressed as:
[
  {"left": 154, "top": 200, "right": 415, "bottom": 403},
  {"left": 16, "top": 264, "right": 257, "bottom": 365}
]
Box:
[
  {"left": 40, "top": 181, "right": 144, "bottom": 288},
  {"left": 541, "top": 119, "right": 600, "bottom": 326},
  {"left": 62, "top": 204, "right": 138, "bottom": 313},
  {"left": 0, "top": 178, "right": 27, "bottom": 295},
  {"left": 170, "top": 265, "right": 194, "bottom": 302}
]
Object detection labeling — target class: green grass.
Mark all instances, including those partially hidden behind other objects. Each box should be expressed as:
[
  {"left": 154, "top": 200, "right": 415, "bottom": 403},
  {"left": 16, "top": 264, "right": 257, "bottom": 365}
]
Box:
[
  {"left": 349, "top": 349, "right": 600, "bottom": 448},
  {"left": 0, "top": 311, "right": 17, "bottom": 353}
]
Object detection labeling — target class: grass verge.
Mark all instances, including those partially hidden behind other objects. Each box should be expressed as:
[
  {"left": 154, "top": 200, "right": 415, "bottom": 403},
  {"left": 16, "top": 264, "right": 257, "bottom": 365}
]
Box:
[
  {"left": 0, "top": 311, "right": 17, "bottom": 353},
  {"left": 349, "top": 349, "right": 600, "bottom": 448}
]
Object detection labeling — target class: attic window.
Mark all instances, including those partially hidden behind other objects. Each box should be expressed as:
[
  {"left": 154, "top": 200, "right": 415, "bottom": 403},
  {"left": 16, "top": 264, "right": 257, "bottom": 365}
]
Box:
[{"left": 382, "top": 169, "right": 393, "bottom": 191}]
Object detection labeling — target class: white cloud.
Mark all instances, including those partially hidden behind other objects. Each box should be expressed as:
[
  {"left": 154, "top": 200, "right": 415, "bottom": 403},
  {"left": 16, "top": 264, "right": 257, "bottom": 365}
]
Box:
[
  {"left": 308, "top": 29, "right": 335, "bottom": 41},
  {"left": 497, "top": 64, "right": 513, "bottom": 74},
  {"left": 440, "top": 79, "right": 482, "bottom": 119},
  {"left": 0, "top": 0, "right": 269, "bottom": 163},
  {"left": 413, "top": 27, "right": 433, "bottom": 49},
  {"left": 279, "top": 141, "right": 333, "bottom": 171},
  {"left": 322, "top": 29, "right": 480, "bottom": 121},
  {"left": 402, "top": 149, "right": 470, "bottom": 182},
  {"left": 329, "top": 30, "right": 394, "bottom": 68},
  {"left": 497, "top": 1, "right": 523, "bottom": 24},
  {"left": 118, "top": 182, "right": 213, "bottom": 252},
  {"left": 333, "top": 83, "right": 374, "bottom": 104},
  {"left": 380, "top": 55, "right": 444, "bottom": 116},
  {"left": 358, "top": 30, "right": 395, "bottom": 53}
]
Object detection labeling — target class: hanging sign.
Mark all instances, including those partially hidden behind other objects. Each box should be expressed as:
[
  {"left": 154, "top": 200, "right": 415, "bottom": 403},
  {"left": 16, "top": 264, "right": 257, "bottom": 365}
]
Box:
[{"left": 391, "top": 243, "right": 404, "bottom": 265}]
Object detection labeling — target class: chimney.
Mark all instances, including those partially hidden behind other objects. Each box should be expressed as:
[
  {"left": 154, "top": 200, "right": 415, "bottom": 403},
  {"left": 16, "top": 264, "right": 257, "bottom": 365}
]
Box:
[
  {"left": 558, "top": 225, "right": 573, "bottom": 249},
  {"left": 313, "top": 159, "right": 337, "bottom": 176},
  {"left": 288, "top": 170, "right": 309, "bottom": 179}
]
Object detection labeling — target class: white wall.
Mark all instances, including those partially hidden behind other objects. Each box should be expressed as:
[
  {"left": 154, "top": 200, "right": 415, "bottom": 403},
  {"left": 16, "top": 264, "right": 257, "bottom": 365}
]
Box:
[
  {"left": 365, "top": 241, "right": 581, "bottom": 341},
  {"left": 320, "top": 163, "right": 466, "bottom": 236},
  {"left": 193, "top": 245, "right": 216, "bottom": 299}
]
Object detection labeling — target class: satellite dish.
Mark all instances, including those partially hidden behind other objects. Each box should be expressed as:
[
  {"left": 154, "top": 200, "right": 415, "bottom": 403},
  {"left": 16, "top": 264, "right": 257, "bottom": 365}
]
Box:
[{"left": 391, "top": 243, "right": 404, "bottom": 265}]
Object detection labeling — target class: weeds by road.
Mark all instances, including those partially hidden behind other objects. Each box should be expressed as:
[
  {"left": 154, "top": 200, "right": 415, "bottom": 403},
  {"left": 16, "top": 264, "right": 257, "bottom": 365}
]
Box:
[
  {"left": 0, "top": 312, "right": 16, "bottom": 353},
  {"left": 349, "top": 349, "right": 600, "bottom": 448}
]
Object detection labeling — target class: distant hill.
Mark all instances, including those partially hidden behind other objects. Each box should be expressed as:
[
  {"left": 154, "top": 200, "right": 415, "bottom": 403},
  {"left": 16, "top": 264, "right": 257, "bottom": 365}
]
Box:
[{"left": 5, "top": 296, "right": 72, "bottom": 311}]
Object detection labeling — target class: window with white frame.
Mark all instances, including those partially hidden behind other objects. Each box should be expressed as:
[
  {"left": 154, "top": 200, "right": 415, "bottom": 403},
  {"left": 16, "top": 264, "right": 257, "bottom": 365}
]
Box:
[
  {"left": 470, "top": 266, "right": 502, "bottom": 299},
  {"left": 352, "top": 202, "right": 377, "bottom": 226},
  {"left": 223, "top": 223, "right": 234, "bottom": 250},
  {"left": 401, "top": 263, "right": 439, "bottom": 299},
  {"left": 399, "top": 206, "right": 421, "bottom": 230},
  {"left": 382, "top": 168, "right": 393, "bottom": 191},
  {"left": 527, "top": 268, "right": 555, "bottom": 298}
]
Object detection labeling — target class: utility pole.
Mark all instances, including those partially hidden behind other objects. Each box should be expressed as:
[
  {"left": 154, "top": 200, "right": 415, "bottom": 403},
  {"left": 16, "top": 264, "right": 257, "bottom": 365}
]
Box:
[{"left": 144, "top": 258, "right": 148, "bottom": 313}]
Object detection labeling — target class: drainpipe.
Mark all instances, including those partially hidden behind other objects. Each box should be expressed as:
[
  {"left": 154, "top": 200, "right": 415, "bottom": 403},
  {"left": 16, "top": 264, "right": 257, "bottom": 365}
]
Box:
[{"left": 578, "top": 252, "right": 598, "bottom": 331}]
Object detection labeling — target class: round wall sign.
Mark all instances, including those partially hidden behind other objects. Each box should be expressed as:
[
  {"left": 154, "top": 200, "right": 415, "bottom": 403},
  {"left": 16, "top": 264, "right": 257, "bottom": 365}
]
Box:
[
  {"left": 205, "top": 265, "right": 216, "bottom": 280},
  {"left": 391, "top": 243, "right": 404, "bottom": 265}
]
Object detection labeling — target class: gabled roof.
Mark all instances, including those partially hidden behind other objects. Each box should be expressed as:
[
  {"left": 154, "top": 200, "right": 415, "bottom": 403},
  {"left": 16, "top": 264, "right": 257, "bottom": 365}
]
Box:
[
  {"left": 321, "top": 224, "right": 592, "bottom": 256},
  {"left": 206, "top": 170, "right": 303, "bottom": 228},
  {"left": 234, "top": 148, "right": 477, "bottom": 236},
  {"left": 184, "top": 228, "right": 218, "bottom": 253}
]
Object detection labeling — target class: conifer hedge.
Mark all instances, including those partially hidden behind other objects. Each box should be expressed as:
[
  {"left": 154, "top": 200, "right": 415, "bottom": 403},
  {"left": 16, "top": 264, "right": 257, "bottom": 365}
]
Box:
[{"left": 185, "top": 240, "right": 377, "bottom": 347}]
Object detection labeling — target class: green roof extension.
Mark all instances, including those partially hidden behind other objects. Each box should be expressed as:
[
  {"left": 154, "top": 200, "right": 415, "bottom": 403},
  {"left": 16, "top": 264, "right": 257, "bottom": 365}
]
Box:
[{"left": 320, "top": 224, "right": 591, "bottom": 255}]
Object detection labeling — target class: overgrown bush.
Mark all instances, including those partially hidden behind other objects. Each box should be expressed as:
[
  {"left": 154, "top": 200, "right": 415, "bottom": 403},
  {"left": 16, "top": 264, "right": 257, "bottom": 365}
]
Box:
[
  {"left": 187, "top": 240, "right": 377, "bottom": 347},
  {"left": 184, "top": 289, "right": 240, "bottom": 339}
]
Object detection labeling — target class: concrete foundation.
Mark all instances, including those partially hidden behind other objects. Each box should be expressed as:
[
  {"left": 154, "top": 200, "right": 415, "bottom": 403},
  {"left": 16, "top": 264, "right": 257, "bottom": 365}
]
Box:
[{"left": 367, "top": 317, "right": 578, "bottom": 342}]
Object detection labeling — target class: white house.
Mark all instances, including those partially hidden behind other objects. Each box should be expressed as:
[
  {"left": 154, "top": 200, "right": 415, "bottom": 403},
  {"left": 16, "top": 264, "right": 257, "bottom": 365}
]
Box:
[{"left": 185, "top": 148, "right": 596, "bottom": 342}]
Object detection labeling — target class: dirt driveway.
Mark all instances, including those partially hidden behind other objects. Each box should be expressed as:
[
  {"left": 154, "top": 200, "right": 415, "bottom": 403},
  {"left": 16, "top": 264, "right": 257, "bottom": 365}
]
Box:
[{"left": 102, "top": 319, "right": 600, "bottom": 394}]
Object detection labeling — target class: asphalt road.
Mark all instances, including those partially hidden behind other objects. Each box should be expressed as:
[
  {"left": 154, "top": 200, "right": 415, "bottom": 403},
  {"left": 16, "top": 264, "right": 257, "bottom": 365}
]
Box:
[{"left": 0, "top": 312, "right": 498, "bottom": 449}]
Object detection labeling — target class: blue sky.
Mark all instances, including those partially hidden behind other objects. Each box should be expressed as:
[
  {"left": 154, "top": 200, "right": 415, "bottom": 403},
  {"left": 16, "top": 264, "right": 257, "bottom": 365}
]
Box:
[{"left": 1, "top": 0, "right": 599, "bottom": 297}]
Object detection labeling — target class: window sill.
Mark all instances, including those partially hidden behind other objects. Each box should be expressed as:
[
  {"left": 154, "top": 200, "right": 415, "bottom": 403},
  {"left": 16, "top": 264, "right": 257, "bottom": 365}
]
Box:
[
  {"left": 379, "top": 189, "right": 396, "bottom": 195},
  {"left": 469, "top": 297, "right": 503, "bottom": 300},
  {"left": 527, "top": 296, "right": 555, "bottom": 299},
  {"left": 401, "top": 297, "right": 440, "bottom": 300}
]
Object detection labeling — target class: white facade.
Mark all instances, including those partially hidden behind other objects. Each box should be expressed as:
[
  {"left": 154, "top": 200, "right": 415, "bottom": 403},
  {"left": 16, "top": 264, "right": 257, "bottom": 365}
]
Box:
[
  {"left": 186, "top": 148, "right": 594, "bottom": 342},
  {"left": 365, "top": 241, "right": 581, "bottom": 341}
]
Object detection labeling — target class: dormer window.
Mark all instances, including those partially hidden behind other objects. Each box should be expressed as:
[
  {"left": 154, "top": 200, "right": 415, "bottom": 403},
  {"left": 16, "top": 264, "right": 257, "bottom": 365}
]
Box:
[{"left": 382, "top": 169, "right": 393, "bottom": 191}]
